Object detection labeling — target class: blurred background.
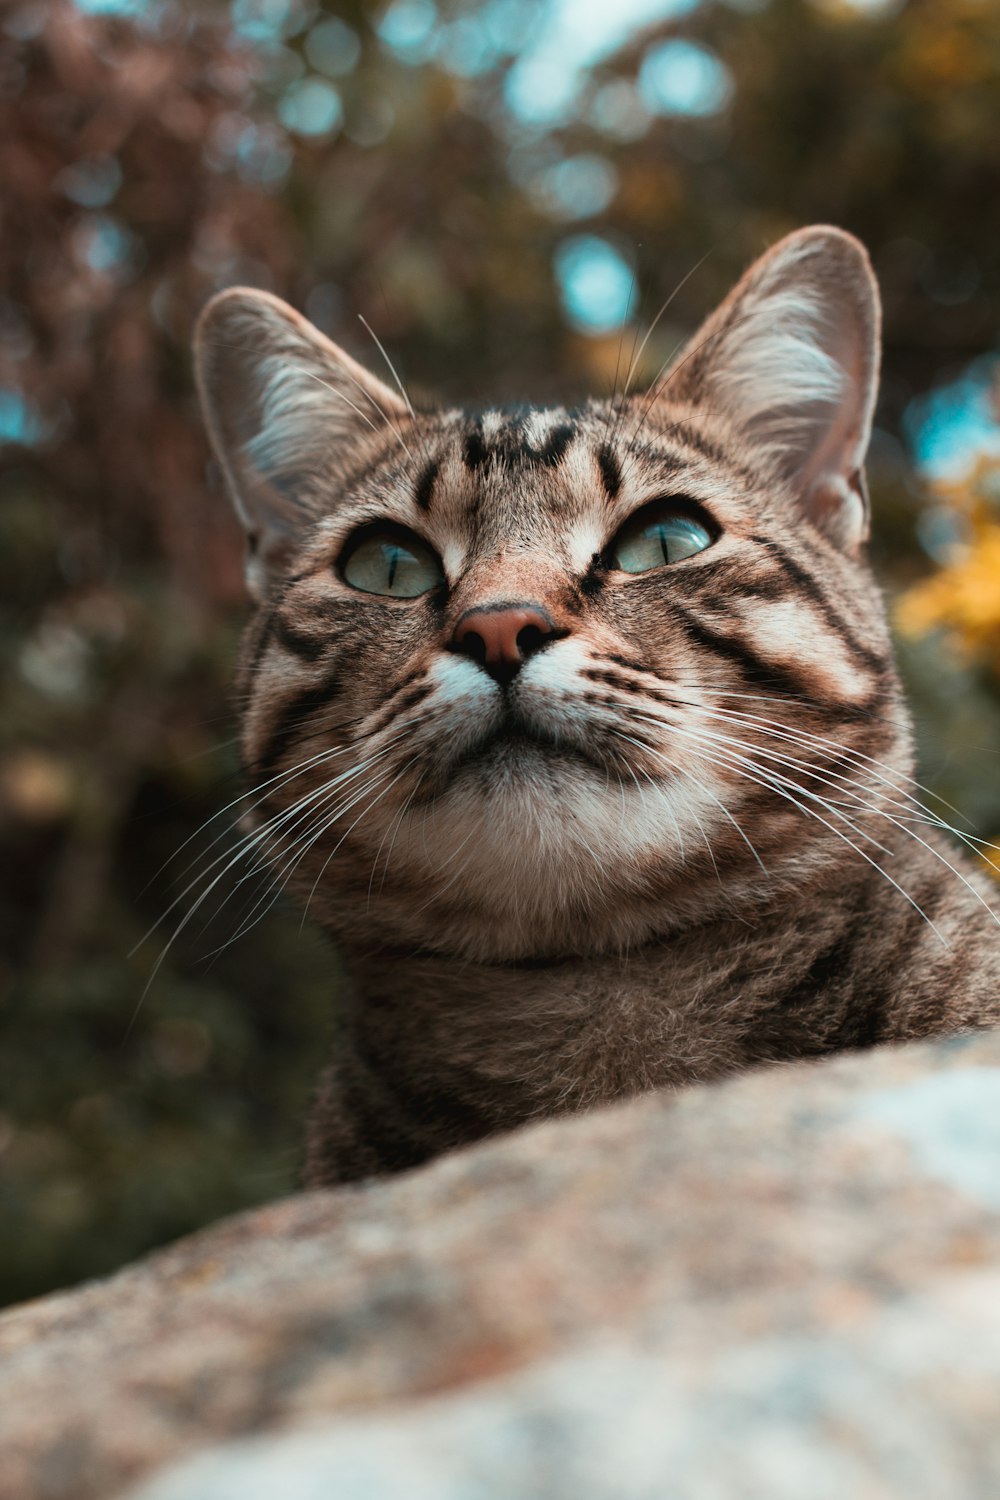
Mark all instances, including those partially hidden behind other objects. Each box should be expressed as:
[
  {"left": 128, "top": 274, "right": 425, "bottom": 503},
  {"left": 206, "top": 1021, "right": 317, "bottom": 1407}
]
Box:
[{"left": 2, "top": 0, "right": 999, "bottom": 1309}]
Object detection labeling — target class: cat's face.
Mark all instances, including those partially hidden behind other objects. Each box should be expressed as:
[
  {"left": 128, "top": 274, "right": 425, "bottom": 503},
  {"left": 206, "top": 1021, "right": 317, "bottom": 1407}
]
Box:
[{"left": 196, "top": 227, "right": 910, "bottom": 961}]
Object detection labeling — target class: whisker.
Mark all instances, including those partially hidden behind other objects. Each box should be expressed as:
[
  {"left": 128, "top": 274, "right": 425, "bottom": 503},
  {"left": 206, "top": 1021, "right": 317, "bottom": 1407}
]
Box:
[
  {"left": 369, "top": 770, "right": 425, "bottom": 905},
  {"left": 357, "top": 312, "right": 434, "bottom": 469},
  {"left": 300, "top": 762, "right": 418, "bottom": 925},
  {"left": 615, "top": 248, "right": 714, "bottom": 446},
  {"left": 670, "top": 709, "right": 1000, "bottom": 928},
  {"left": 631, "top": 710, "right": 896, "bottom": 857},
  {"left": 144, "top": 740, "right": 363, "bottom": 906},
  {"left": 630, "top": 710, "right": 965, "bottom": 944},
  {"left": 211, "top": 765, "right": 402, "bottom": 952},
  {"left": 614, "top": 728, "right": 766, "bottom": 873},
  {"left": 298, "top": 367, "right": 414, "bottom": 464}
]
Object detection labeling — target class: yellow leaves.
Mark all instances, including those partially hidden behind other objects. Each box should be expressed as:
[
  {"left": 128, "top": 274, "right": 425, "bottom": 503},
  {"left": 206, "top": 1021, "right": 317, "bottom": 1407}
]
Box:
[
  {"left": 896, "top": 459, "right": 1000, "bottom": 671},
  {"left": 889, "top": 1, "right": 1000, "bottom": 96}
]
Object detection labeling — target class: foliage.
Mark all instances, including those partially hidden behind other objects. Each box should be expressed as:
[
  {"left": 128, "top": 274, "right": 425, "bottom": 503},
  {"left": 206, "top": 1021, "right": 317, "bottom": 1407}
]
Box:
[
  {"left": 2, "top": 0, "right": 999, "bottom": 1306},
  {"left": 898, "top": 455, "right": 1000, "bottom": 668}
]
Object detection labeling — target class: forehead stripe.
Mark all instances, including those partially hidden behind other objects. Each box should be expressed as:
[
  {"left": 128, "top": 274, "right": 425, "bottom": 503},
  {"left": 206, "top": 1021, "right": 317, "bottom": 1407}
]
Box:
[
  {"left": 596, "top": 443, "right": 622, "bottom": 500},
  {"left": 534, "top": 421, "right": 575, "bottom": 467},
  {"left": 414, "top": 457, "right": 439, "bottom": 512},
  {"left": 462, "top": 423, "right": 488, "bottom": 470}
]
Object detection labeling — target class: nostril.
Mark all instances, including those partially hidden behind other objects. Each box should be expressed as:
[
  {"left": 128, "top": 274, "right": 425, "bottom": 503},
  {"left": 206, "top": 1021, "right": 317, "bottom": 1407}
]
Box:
[
  {"left": 462, "top": 629, "right": 488, "bottom": 666},
  {"left": 516, "top": 624, "right": 547, "bottom": 658}
]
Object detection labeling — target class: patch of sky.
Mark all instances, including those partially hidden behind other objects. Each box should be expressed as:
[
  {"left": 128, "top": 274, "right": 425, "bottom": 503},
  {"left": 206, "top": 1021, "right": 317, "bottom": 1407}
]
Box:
[
  {"left": 236, "top": 123, "right": 293, "bottom": 188},
  {"left": 72, "top": 215, "right": 138, "bottom": 279},
  {"left": 638, "top": 38, "right": 732, "bottom": 116},
  {"left": 278, "top": 77, "right": 343, "bottom": 137},
  {"left": 377, "top": 0, "right": 438, "bottom": 65},
  {"left": 231, "top": 0, "right": 316, "bottom": 44},
  {"left": 439, "top": 16, "right": 502, "bottom": 77},
  {"left": 305, "top": 18, "right": 361, "bottom": 78},
  {"left": 532, "top": 155, "right": 618, "bottom": 220},
  {"left": 55, "top": 155, "right": 121, "bottom": 210},
  {"left": 589, "top": 79, "right": 652, "bottom": 141},
  {"left": 503, "top": 0, "right": 701, "bottom": 126},
  {"left": 905, "top": 356, "right": 1000, "bottom": 480},
  {"left": 74, "top": 0, "right": 149, "bottom": 15},
  {"left": 0, "top": 391, "right": 47, "bottom": 449},
  {"left": 555, "top": 235, "right": 635, "bottom": 333},
  {"left": 478, "top": 0, "right": 540, "bottom": 55}
]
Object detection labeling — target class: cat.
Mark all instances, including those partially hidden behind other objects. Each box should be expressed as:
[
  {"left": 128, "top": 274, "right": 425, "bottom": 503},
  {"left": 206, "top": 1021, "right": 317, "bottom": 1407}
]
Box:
[{"left": 193, "top": 225, "right": 1000, "bottom": 1187}]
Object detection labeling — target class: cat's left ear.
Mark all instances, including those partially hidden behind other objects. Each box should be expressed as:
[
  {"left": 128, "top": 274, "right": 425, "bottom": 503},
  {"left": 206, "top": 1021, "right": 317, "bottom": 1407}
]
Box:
[
  {"left": 194, "top": 288, "right": 408, "bottom": 600},
  {"left": 661, "top": 226, "right": 880, "bottom": 550}
]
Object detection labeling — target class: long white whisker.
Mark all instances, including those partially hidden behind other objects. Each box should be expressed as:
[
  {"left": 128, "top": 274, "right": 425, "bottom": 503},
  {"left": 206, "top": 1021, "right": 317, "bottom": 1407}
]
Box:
[
  {"left": 141, "top": 740, "right": 364, "bottom": 906},
  {"left": 631, "top": 711, "right": 896, "bottom": 856},
  {"left": 300, "top": 762, "right": 418, "bottom": 925},
  {"left": 632, "top": 717, "right": 950, "bottom": 943},
  {"left": 296, "top": 366, "right": 413, "bottom": 459},
  {"left": 621, "top": 249, "right": 713, "bottom": 407},
  {"left": 635, "top": 710, "right": 906, "bottom": 841},
  {"left": 613, "top": 729, "right": 766, "bottom": 873},
  {"left": 680, "top": 686, "right": 970, "bottom": 823},
  {"left": 358, "top": 314, "right": 417, "bottom": 426},
  {"left": 219, "top": 764, "right": 403, "bottom": 950}
]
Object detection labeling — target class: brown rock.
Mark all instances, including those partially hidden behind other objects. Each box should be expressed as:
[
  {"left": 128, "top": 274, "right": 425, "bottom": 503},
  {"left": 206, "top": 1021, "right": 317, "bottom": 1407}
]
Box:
[{"left": 2, "top": 1033, "right": 1000, "bottom": 1499}]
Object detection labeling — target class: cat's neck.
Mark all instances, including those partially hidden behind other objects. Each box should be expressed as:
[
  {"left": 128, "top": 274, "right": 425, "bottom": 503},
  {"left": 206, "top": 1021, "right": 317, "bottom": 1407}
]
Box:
[
  {"left": 301, "top": 829, "right": 999, "bottom": 1188},
  {"left": 334, "top": 878, "right": 861, "bottom": 1126}
]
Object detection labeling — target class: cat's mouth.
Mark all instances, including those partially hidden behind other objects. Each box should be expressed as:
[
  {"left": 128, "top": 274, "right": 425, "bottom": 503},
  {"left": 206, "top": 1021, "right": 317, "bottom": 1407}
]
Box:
[{"left": 445, "top": 710, "right": 609, "bottom": 780}]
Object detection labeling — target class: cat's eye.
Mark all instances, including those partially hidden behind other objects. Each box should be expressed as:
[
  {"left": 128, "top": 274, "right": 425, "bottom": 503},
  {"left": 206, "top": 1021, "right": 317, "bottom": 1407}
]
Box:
[
  {"left": 609, "top": 505, "right": 714, "bottom": 574},
  {"left": 340, "top": 527, "right": 444, "bottom": 599}
]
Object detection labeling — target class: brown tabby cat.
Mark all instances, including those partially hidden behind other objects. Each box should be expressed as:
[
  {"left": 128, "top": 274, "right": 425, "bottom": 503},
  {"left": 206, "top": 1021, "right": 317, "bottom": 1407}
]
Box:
[{"left": 194, "top": 226, "right": 999, "bottom": 1187}]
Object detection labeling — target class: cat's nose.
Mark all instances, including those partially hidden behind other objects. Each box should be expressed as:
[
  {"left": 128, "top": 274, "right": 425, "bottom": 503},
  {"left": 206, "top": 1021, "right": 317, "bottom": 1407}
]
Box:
[{"left": 449, "top": 603, "right": 563, "bottom": 685}]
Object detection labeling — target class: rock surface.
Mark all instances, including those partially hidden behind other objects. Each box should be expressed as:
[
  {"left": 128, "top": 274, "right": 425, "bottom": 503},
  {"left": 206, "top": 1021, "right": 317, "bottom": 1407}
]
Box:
[{"left": 3, "top": 1033, "right": 1000, "bottom": 1499}]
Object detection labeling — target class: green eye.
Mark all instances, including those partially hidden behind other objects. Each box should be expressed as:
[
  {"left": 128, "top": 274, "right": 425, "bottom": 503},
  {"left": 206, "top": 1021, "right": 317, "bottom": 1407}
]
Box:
[
  {"left": 341, "top": 529, "right": 444, "bottom": 598},
  {"left": 610, "top": 507, "right": 714, "bottom": 573}
]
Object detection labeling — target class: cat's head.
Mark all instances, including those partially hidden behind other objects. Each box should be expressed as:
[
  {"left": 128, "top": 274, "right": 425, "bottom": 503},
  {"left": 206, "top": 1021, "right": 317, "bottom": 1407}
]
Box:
[{"left": 194, "top": 226, "right": 909, "bottom": 962}]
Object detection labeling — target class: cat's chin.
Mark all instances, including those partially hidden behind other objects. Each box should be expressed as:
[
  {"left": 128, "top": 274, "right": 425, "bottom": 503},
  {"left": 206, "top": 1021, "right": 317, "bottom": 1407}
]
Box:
[{"left": 444, "top": 719, "right": 611, "bottom": 785}]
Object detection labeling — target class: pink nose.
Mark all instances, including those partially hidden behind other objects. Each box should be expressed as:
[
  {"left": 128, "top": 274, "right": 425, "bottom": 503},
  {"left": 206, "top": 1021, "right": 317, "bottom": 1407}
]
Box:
[{"left": 450, "top": 603, "right": 562, "bottom": 684}]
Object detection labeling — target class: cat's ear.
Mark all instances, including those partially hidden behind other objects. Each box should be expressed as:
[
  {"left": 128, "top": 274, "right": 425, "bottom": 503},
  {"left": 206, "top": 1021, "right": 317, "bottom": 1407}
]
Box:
[
  {"left": 194, "top": 288, "right": 408, "bottom": 600},
  {"left": 661, "top": 226, "right": 880, "bottom": 550}
]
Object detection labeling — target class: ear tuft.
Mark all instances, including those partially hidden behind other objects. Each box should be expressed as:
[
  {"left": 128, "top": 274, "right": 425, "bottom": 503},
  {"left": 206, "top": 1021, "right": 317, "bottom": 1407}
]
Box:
[
  {"left": 193, "top": 289, "right": 408, "bottom": 600},
  {"left": 662, "top": 226, "right": 881, "bottom": 550}
]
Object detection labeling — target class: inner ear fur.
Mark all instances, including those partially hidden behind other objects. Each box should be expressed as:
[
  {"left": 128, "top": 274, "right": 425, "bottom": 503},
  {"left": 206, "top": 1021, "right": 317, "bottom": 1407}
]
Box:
[
  {"left": 660, "top": 226, "right": 881, "bottom": 551},
  {"left": 193, "top": 288, "right": 408, "bottom": 600}
]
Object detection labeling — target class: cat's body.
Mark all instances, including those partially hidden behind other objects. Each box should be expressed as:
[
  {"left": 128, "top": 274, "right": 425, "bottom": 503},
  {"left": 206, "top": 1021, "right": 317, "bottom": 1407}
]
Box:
[
  {"left": 306, "top": 839, "right": 998, "bottom": 1181},
  {"left": 194, "top": 227, "right": 1000, "bottom": 1187}
]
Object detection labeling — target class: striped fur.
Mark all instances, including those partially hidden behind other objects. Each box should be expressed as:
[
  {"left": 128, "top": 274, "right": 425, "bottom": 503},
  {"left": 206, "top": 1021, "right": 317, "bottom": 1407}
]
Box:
[{"left": 194, "top": 227, "right": 1000, "bottom": 1187}]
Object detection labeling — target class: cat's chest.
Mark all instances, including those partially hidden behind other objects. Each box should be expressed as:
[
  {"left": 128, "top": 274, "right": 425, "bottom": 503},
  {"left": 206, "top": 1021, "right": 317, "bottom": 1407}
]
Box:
[{"left": 349, "top": 931, "right": 803, "bottom": 1111}]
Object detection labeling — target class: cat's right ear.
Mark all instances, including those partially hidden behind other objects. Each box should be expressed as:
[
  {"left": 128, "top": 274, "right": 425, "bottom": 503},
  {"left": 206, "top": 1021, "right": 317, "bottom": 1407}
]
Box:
[{"left": 193, "top": 288, "right": 408, "bottom": 601}]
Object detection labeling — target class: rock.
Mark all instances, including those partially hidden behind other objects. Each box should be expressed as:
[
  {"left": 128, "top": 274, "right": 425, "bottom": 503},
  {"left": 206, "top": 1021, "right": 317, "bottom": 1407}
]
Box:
[{"left": 2, "top": 1033, "right": 1000, "bottom": 1500}]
